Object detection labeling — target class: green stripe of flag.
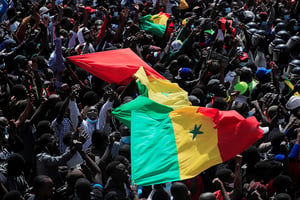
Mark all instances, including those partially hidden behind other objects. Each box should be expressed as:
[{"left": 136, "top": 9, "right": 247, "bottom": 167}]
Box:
[
  {"left": 112, "top": 96, "right": 173, "bottom": 128},
  {"left": 139, "top": 15, "right": 166, "bottom": 38},
  {"left": 131, "top": 111, "right": 180, "bottom": 185}
]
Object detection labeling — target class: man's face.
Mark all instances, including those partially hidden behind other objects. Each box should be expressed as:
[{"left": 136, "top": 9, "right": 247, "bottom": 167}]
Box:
[
  {"left": 114, "top": 163, "right": 129, "bottom": 182},
  {"left": 214, "top": 84, "right": 227, "bottom": 97},
  {"left": 39, "top": 178, "right": 55, "bottom": 198},
  {"left": 47, "top": 136, "right": 59, "bottom": 154},
  {"left": 86, "top": 106, "right": 98, "bottom": 120}
]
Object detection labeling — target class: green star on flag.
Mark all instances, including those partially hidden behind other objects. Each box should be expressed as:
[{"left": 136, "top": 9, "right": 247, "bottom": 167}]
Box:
[{"left": 190, "top": 124, "right": 203, "bottom": 140}]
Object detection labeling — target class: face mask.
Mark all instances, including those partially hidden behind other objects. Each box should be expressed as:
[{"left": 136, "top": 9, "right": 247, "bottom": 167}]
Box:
[
  {"left": 284, "top": 15, "right": 290, "bottom": 20},
  {"left": 225, "top": 7, "right": 231, "bottom": 13},
  {"left": 121, "top": 136, "right": 131, "bottom": 144},
  {"left": 294, "top": 25, "right": 299, "bottom": 31},
  {"left": 261, "top": 21, "right": 267, "bottom": 26},
  {"left": 278, "top": 118, "right": 285, "bottom": 124},
  {"left": 228, "top": 182, "right": 234, "bottom": 188},
  {"left": 0, "top": 63, "right": 5, "bottom": 69},
  {"left": 87, "top": 118, "right": 98, "bottom": 124},
  {"left": 3, "top": 128, "right": 8, "bottom": 140},
  {"left": 240, "top": 62, "right": 247, "bottom": 67}
]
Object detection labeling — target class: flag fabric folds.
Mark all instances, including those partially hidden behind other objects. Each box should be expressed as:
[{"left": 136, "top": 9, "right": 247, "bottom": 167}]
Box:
[
  {"left": 284, "top": 77, "right": 300, "bottom": 96},
  {"left": 112, "top": 96, "right": 173, "bottom": 128},
  {"left": 134, "top": 67, "right": 191, "bottom": 110},
  {"left": 139, "top": 12, "right": 170, "bottom": 38},
  {"left": 68, "top": 48, "right": 165, "bottom": 85},
  {"left": 127, "top": 103, "right": 263, "bottom": 186},
  {"left": 180, "top": 0, "right": 189, "bottom": 10}
]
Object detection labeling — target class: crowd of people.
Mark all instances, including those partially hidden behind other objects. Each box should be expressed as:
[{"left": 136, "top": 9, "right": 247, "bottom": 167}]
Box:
[{"left": 0, "top": 0, "right": 299, "bottom": 199}]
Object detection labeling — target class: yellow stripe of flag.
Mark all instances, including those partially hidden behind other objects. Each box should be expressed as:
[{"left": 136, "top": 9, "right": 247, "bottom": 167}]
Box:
[
  {"left": 151, "top": 12, "right": 169, "bottom": 26},
  {"left": 169, "top": 107, "right": 222, "bottom": 179},
  {"left": 134, "top": 67, "right": 191, "bottom": 110}
]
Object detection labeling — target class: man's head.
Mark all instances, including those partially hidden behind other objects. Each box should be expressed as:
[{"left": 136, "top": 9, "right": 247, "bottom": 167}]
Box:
[
  {"left": 238, "top": 67, "right": 253, "bottom": 83},
  {"left": 171, "top": 182, "right": 190, "bottom": 200},
  {"left": 274, "top": 193, "right": 291, "bottom": 200},
  {"left": 11, "top": 84, "right": 27, "bottom": 100},
  {"left": 2, "top": 190, "right": 23, "bottom": 200},
  {"left": 212, "top": 97, "right": 228, "bottom": 110},
  {"left": 66, "top": 169, "right": 85, "bottom": 193},
  {"left": 36, "top": 120, "right": 54, "bottom": 139},
  {"left": 106, "top": 161, "right": 129, "bottom": 183},
  {"left": 86, "top": 106, "right": 98, "bottom": 122},
  {"left": 92, "top": 130, "right": 108, "bottom": 148},
  {"left": 207, "top": 79, "right": 227, "bottom": 98},
  {"left": 39, "top": 133, "right": 59, "bottom": 155},
  {"left": 199, "top": 192, "right": 217, "bottom": 200},
  {"left": 273, "top": 175, "right": 292, "bottom": 194},
  {"left": 33, "top": 175, "right": 55, "bottom": 199},
  {"left": 119, "top": 124, "right": 130, "bottom": 137},
  {"left": 55, "top": 101, "right": 70, "bottom": 119},
  {"left": 74, "top": 178, "right": 91, "bottom": 200},
  {"left": 83, "top": 91, "right": 99, "bottom": 107},
  {"left": 7, "top": 153, "right": 25, "bottom": 176},
  {"left": 215, "top": 168, "right": 234, "bottom": 191}
]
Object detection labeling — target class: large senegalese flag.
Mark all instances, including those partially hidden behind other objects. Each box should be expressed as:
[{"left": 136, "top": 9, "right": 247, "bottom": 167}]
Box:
[
  {"left": 68, "top": 48, "right": 165, "bottom": 85},
  {"left": 139, "top": 12, "right": 171, "bottom": 38},
  {"left": 128, "top": 103, "right": 263, "bottom": 185},
  {"left": 134, "top": 67, "right": 191, "bottom": 110}
]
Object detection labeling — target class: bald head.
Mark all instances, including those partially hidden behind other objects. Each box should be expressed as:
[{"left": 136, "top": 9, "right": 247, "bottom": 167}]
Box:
[
  {"left": 171, "top": 182, "right": 190, "bottom": 200},
  {"left": 199, "top": 192, "right": 217, "bottom": 200}
]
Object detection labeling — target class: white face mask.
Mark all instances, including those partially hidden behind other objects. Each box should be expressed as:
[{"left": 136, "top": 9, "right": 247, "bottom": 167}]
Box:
[{"left": 228, "top": 183, "right": 234, "bottom": 189}]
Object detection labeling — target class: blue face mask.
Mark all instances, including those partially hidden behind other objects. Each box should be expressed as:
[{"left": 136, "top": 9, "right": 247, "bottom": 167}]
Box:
[
  {"left": 0, "top": 63, "right": 5, "bottom": 69},
  {"left": 294, "top": 25, "right": 300, "bottom": 31},
  {"left": 121, "top": 136, "right": 131, "bottom": 144},
  {"left": 240, "top": 62, "right": 247, "bottom": 67},
  {"left": 87, "top": 118, "right": 98, "bottom": 124},
  {"left": 225, "top": 7, "right": 231, "bottom": 13},
  {"left": 4, "top": 127, "right": 8, "bottom": 139},
  {"left": 278, "top": 118, "right": 285, "bottom": 124},
  {"left": 261, "top": 21, "right": 267, "bottom": 26},
  {"left": 284, "top": 15, "right": 290, "bottom": 20}
]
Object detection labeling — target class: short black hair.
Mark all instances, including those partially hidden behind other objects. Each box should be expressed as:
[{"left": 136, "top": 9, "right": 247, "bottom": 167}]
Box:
[
  {"left": 212, "top": 97, "right": 228, "bottom": 110},
  {"left": 105, "top": 161, "right": 122, "bottom": 176},
  {"left": 75, "top": 178, "right": 91, "bottom": 194},
  {"left": 2, "top": 190, "right": 22, "bottom": 200},
  {"left": 33, "top": 175, "right": 51, "bottom": 193},
  {"left": 7, "top": 153, "right": 25, "bottom": 175}
]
